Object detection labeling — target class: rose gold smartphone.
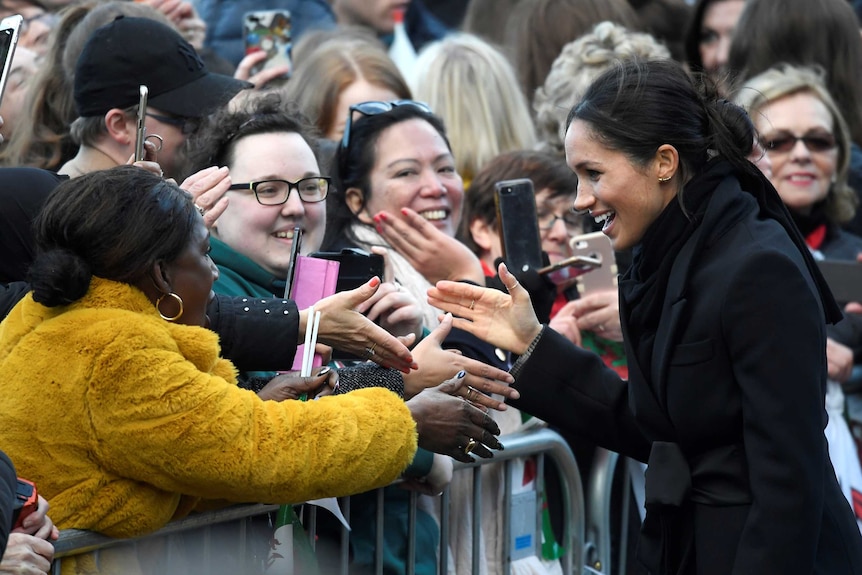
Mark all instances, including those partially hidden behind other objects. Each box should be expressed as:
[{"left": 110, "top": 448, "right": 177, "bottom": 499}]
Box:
[{"left": 569, "top": 232, "right": 618, "bottom": 294}]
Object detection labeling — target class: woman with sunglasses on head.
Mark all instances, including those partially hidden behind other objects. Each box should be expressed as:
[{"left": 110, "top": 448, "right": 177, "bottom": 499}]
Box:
[
  {"left": 325, "top": 100, "right": 557, "bottom": 574},
  {"left": 428, "top": 59, "right": 862, "bottom": 574}
]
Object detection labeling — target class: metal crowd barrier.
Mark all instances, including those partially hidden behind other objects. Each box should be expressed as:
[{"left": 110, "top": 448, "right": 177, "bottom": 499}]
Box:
[
  {"left": 50, "top": 428, "right": 586, "bottom": 575},
  {"left": 583, "top": 448, "right": 634, "bottom": 575}
]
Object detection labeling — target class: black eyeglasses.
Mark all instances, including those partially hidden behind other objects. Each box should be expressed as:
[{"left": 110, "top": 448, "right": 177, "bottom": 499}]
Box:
[
  {"left": 760, "top": 130, "right": 837, "bottom": 154},
  {"left": 147, "top": 112, "right": 198, "bottom": 135},
  {"left": 340, "top": 100, "right": 433, "bottom": 153},
  {"left": 228, "top": 177, "right": 331, "bottom": 205},
  {"left": 537, "top": 211, "right": 583, "bottom": 235}
]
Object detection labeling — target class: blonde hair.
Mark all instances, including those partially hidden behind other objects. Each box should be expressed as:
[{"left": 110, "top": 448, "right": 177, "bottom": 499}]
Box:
[
  {"left": 412, "top": 33, "right": 536, "bottom": 183},
  {"left": 533, "top": 21, "right": 671, "bottom": 158},
  {"left": 734, "top": 64, "right": 857, "bottom": 224}
]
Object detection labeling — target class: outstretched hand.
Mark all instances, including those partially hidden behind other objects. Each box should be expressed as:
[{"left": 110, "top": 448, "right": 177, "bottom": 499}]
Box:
[
  {"left": 427, "top": 262, "right": 542, "bottom": 355},
  {"left": 404, "top": 313, "right": 518, "bottom": 408},
  {"left": 312, "top": 277, "right": 417, "bottom": 373},
  {"left": 407, "top": 372, "right": 504, "bottom": 464}
]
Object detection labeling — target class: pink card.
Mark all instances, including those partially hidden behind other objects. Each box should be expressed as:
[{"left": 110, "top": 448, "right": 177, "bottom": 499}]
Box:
[{"left": 289, "top": 256, "right": 340, "bottom": 371}]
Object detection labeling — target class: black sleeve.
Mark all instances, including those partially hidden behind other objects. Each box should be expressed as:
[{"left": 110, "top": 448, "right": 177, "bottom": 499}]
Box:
[
  {"left": 0, "top": 450, "right": 16, "bottom": 559},
  {"left": 827, "top": 312, "right": 862, "bottom": 362},
  {"left": 207, "top": 294, "right": 300, "bottom": 372},
  {"left": 0, "top": 282, "right": 30, "bottom": 320}
]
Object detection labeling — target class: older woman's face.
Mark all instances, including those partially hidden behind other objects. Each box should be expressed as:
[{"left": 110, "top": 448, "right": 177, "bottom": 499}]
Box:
[
  {"left": 361, "top": 118, "right": 464, "bottom": 237},
  {"left": 162, "top": 217, "right": 219, "bottom": 328},
  {"left": 755, "top": 92, "right": 839, "bottom": 215},
  {"left": 215, "top": 132, "right": 326, "bottom": 277}
]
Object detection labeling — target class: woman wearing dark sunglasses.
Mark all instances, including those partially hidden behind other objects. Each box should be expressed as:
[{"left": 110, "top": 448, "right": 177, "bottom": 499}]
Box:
[
  {"left": 736, "top": 64, "right": 862, "bottom": 261},
  {"left": 735, "top": 64, "right": 862, "bottom": 527}
]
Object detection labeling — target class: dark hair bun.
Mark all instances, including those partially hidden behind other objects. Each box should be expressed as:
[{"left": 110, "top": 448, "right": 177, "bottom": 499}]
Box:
[
  {"left": 707, "top": 98, "right": 756, "bottom": 157},
  {"left": 28, "top": 248, "right": 92, "bottom": 307}
]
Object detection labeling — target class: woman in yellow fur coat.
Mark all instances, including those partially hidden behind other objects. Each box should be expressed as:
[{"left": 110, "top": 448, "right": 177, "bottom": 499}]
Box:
[{"left": 0, "top": 166, "right": 504, "bottom": 571}]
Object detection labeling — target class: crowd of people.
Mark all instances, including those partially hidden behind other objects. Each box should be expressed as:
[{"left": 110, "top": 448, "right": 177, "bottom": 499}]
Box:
[{"left": 1, "top": 0, "right": 862, "bottom": 574}]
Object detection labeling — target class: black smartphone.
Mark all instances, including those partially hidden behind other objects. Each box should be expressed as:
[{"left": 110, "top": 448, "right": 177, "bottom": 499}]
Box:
[
  {"left": 817, "top": 259, "right": 862, "bottom": 304},
  {"left": 284, "top": 226, "right": 303, "bottom": 298},
  {"left": 495, "top": 178, "right": 544, "bottom": 274},
  {"left": 308, "top": 248, "right": 385, "bottom": 293},
  {"left": 569, "top": 232, "right": 618, "bottom": 294},
  {"left": 134, "top": 85, "right": 148, "bottom": 162},
  {"left": 0, "top": 15, "right": 21, "bottom": 109}
]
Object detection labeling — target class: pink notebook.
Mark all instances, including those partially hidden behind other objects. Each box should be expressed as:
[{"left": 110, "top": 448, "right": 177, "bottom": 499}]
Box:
[{"left": 289, "top": 256, "right": 340, "bottom": 371}]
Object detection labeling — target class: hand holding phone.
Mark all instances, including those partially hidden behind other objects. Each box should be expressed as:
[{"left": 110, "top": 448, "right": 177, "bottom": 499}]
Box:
[{"left": 495, "top": 178, "right": 544, "bottom": 274}]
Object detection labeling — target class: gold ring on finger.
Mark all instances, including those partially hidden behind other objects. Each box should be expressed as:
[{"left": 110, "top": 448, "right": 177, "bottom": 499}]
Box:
[
  {"left": 469, "top": 299, "right": 475, "bottom": 310},
  {"left": 463, "top": 438, "right": 477, "bottom": 455},
  {"left": 466, "top": 386, "right": 478, "bottom": 402}
]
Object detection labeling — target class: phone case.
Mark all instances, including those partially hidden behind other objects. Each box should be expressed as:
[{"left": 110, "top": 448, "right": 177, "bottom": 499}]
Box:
[
  {"left": 495, "top": 178, "right": 544, "bottom": 273},
  {"left": 570, "top": 232, "right": 618, "bottom": 294},
  {"left": 289, "top": 255, "right": 340, "bottom": 371},
  {"left": 308, "top": 248, "right": 385, "bottom": 293},
  {"left": 243, "top": 10, "right": 292, "bottom": 74}
]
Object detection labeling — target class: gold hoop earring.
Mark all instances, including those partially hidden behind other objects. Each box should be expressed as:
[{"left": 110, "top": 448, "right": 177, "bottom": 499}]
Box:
[
  {"left": 658, "top": 176, "right": 671, "bottom": 183},
  {"left": 156, "top": 292, "right": 184, "bottom": 321}
]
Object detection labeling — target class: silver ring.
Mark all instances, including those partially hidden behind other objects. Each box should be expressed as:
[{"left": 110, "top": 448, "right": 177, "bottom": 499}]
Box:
[
  {"left": 365, "top": 343, "right": 377, "bottom": 358},
  {"left": 195, "top": 204, "right": 206, "bottom": 216}
]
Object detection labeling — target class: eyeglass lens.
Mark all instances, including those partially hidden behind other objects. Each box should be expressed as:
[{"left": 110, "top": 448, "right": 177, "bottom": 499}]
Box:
[{"left": 538, "top": 212, "right": 582, "bottom": 233}]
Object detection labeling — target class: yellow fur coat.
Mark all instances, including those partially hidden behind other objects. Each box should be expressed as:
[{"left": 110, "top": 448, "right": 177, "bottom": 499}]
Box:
[{"left": 0, "top": 278, "right": 416, "bottom": 539}]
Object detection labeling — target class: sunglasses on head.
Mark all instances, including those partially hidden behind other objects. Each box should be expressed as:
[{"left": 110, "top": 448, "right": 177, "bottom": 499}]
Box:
[
  {"left": 760, "top": 130, "right": 837, "bottom": 154},
  {"left": 339, "top": 100, "right": 433, "bottom": 154}
]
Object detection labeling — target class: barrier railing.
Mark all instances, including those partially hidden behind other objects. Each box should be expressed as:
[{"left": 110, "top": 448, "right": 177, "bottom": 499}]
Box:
[
  {"left": 50, "top": 428, "right": 585, "bottom": 575},
  {"left": 583, "top": 448, "right": 639, "bottom": 575}
]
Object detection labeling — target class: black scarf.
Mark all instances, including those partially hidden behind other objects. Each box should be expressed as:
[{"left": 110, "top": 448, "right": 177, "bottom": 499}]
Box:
[{"left": 620, "top": 159, "right": 842, "bottom": 383}]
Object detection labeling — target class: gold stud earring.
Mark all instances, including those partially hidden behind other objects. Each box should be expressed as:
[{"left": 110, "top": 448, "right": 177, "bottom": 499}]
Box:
[{"left": 658, "top": 176, "right": 671, "bottom": 183}]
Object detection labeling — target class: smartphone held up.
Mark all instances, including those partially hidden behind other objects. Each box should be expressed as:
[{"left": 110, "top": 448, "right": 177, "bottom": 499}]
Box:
[
  {"left": 0, "top": 14, "right": 22, "bottom": 110},
  {"left": 243, "top": 10, "right": 292, "bottom": 78}
]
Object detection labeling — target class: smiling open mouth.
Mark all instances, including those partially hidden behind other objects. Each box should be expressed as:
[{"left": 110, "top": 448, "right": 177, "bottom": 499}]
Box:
[
  {"left": 594, "top": 211, "right": 615, "bottom": 230},
  {"left": 418, "top": 209, "right": 448, "bottom": 222}
]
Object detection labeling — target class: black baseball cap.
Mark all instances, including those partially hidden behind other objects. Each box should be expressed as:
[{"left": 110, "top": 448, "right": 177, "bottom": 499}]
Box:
[{"left": 74, "top": 16, "right": 251, "bottom": 118}]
